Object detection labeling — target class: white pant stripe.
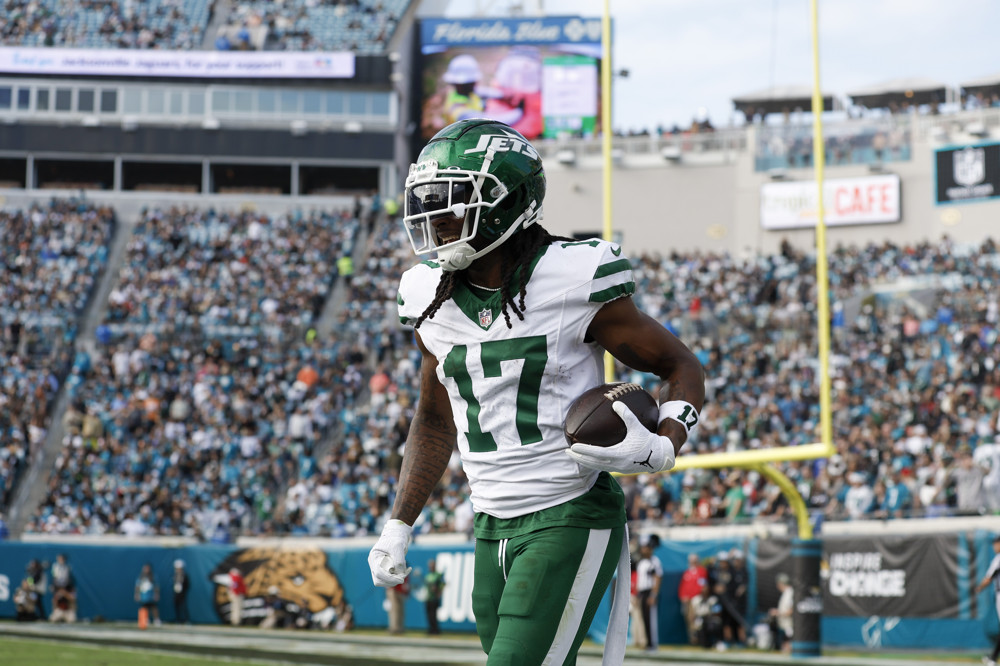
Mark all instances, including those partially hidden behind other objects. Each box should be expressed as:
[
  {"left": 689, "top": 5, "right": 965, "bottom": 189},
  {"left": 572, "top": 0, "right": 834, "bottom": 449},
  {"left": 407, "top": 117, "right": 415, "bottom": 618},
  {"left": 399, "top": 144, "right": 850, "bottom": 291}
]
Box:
[{"left": 542, "top": 528, "right": 612, "bottom": 666}]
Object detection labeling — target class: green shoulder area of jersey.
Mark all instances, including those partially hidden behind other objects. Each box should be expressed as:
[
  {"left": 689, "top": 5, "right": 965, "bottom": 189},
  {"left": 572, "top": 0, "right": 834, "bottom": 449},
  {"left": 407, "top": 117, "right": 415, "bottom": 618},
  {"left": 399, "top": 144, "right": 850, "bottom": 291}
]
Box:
[{"left": 473, "top": 472, "right": 626, "bottom": 540}]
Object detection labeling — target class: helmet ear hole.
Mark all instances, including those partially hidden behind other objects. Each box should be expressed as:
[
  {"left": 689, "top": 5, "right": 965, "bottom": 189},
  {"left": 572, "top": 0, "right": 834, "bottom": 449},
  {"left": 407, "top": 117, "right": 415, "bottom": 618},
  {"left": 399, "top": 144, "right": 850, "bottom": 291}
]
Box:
[{"left": 499, "top": 190, "right": 519, "bottom": 211}]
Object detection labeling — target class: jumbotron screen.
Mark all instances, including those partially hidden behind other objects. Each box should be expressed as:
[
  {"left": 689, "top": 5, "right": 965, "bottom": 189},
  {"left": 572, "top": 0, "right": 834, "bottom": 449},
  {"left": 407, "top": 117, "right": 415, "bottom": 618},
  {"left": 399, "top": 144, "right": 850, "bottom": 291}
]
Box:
[{"left": 418, "top": 16, "right": 604, "bottom": 141}]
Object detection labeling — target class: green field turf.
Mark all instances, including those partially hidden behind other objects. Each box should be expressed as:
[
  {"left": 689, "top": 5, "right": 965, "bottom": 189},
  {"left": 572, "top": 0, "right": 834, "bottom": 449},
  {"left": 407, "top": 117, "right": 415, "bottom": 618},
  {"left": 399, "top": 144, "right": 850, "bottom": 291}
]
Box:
[{"left": 0, "top": 637, "right": 271, "bottom": 666}]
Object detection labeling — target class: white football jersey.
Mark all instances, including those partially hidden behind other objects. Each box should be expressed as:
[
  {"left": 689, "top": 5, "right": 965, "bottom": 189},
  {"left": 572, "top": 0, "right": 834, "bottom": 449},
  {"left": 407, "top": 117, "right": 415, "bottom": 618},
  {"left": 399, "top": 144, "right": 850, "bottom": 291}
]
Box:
[{"left": 397, "top": 238, "right": 635, "bottom": 519}]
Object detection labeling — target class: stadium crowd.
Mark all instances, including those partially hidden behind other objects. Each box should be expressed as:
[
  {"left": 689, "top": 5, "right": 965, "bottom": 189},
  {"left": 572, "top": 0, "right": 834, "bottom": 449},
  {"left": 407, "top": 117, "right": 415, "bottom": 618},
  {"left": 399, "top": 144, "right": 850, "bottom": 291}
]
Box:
[
  {"left": 0, "top": 200, "right": 113, "bottom": 512},
  {"left": 332, "top": 230, "right": 1000, "bottom": 537},
  {"left": 0, "top": 0, "right": 211, "bottom": 50},
  {"left": 26, "top": 204, "right": 363, "bottom": 536},
  {"left": 5, "top": 199, "right": 998, "bottom": 538},
  {"left": 0, "top": 0, "right": 409, "bottom": 53},
  {"left": 222, "top": 0, "right": 408, "bottom": 53},
  {"left": 285, "top": 228, "right": 1000, "bottom": 539},
  {"left": 104, "top": 206, "right": 356, "bottom": 340}
]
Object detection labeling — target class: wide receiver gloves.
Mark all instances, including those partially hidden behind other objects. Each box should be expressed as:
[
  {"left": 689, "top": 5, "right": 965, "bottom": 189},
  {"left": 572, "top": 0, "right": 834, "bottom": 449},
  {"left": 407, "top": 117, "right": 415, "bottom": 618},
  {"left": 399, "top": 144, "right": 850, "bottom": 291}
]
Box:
[
  {"left": 568, "top": 402, "right": 677, "bottom": 474},
  {"left": 368, "top": 519, "right": 413, "bottom": 587}
]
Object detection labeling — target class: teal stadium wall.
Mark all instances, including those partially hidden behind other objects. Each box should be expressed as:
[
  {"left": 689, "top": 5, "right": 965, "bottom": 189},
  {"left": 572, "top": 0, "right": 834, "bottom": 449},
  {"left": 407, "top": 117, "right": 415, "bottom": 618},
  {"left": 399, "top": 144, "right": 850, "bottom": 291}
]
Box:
[{"left": 0, "top": 533, "right": 994, "bottom": 650}]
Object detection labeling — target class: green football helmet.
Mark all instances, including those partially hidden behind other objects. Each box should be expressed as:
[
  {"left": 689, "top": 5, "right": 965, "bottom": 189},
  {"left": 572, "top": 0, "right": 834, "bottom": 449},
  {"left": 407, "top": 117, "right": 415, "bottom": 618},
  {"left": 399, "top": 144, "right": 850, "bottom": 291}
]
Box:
[{"left": 403, "top": 119, "right": 546, "bottom": 271}]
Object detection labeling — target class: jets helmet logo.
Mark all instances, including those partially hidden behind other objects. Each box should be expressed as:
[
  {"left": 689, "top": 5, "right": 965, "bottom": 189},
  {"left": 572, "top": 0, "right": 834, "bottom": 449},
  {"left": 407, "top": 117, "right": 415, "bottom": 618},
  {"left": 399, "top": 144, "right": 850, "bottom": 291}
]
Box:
[{"left": 464, "top": 130, "right": 539, "bottom": 160}]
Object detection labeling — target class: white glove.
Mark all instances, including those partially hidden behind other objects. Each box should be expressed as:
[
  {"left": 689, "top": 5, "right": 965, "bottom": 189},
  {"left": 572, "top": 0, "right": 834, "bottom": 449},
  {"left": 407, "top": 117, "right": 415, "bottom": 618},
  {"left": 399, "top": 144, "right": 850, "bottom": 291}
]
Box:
[
  {"left": 567, "top": 401, "right": 676, "bottom": 474},
  {"left": 368, "top": 519, "right": 413, "bottom": 587}
]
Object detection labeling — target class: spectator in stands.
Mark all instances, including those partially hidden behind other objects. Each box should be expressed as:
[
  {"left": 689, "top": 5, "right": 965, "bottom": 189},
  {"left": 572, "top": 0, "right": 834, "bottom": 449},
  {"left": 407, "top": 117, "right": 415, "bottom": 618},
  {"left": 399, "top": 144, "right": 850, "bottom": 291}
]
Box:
[
  {"left": 844, "top": 472, "right": 875, "bottom": 519},
  {"left": 881, "top": 468, "right": 914, "bottom": 518},
  {"left": 951, "top": 447, "right": 987, "bottom": 514}
]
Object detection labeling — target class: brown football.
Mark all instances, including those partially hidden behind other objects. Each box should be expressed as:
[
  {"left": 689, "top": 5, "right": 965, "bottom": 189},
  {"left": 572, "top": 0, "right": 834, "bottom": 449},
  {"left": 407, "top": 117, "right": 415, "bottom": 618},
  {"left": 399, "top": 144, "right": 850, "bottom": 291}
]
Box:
[{"left": 563, "top": 382, "right": 658, "bottom": 447}]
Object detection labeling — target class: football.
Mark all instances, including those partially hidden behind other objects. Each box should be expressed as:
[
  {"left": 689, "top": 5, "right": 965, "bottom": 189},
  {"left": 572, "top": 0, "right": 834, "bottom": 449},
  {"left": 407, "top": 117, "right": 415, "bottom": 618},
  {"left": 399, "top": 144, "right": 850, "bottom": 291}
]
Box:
[{"left": 563, "top": 382, "right": 659, "bottom": 447}]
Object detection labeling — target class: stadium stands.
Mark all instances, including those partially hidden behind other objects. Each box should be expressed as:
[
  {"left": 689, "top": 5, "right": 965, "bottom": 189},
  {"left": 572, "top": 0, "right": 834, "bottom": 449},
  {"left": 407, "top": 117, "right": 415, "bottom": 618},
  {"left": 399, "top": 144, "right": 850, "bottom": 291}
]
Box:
[
  {"left": 0, "top": 200, "right": 113, "bottom": 511},
  {"left": 26, "top": 204, "right": 363, "bottom": 536},
  {"left": 103, "top": 206, "right": 355, "bottom": 341},
  {"left": 287, "top": 229, "right": 1000, "bottom": 536},
  {"left": 0, "top": 0, "right": 411, "bottom": 53},
  {"left": 0, "top": 0, "right": 211, "bottom": 50},
  {"left": 318, "top": 232, "right": 1000, "bottom": 534},
  {"left": 223, "top": 0, "right": 410, "bottom": 53},
  {"left": 17, "top": 202, "right": 1000, "bottom": 537}
]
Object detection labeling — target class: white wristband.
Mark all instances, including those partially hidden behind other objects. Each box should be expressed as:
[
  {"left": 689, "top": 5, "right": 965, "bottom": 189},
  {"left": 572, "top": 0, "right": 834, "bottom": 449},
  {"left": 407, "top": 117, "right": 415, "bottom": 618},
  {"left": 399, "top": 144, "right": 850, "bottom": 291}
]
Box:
[{"left": 659, "top": 401, "right": 699, "bottom": 435}]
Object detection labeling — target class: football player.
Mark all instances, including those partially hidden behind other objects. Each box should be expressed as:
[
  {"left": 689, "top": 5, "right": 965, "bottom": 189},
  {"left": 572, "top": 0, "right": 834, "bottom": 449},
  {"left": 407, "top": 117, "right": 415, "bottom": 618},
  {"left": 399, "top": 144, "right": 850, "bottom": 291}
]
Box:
[{"left": 368, "top": 119, "right": 705, "bottom": 665}]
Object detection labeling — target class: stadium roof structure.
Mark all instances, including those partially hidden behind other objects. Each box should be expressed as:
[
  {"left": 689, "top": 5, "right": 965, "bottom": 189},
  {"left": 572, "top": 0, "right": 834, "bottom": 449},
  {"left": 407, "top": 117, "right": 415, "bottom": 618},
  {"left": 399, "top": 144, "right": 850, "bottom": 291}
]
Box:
[
  {"left": 959, "top": 71, "right": 1000, "bottom": 96},
  {"left": 731, "top": 84, "right": 839, "bottom": 116},
  {"left": 847, "top": 77, "right": 951, "bottom": 109}
]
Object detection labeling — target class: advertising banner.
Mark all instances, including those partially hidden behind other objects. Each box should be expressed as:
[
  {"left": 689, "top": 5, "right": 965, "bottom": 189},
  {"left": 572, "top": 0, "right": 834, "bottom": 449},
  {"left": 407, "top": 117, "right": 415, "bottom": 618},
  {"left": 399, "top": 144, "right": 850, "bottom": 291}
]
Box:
[
  {"left": 822, "top": 534, "right": 960, "bottom": 618},
  {"left": 935, "top": 142, "right": 1000, "bottom": 204},
  {"left": 417, "top": 17, "right": 602, "bottom": 141},
  {"left": 0, "top": 47, "right": 355, "bottom": 79},
  {"left": 760, "top": 174, "right": 901, "bottom": 230}
]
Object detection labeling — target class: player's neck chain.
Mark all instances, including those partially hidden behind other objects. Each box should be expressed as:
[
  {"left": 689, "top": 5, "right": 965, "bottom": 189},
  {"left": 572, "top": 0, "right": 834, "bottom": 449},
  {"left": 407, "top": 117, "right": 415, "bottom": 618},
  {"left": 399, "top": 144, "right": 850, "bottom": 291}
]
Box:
[{"left": 467, "top": 280, "right": 501, "bottom": 292}]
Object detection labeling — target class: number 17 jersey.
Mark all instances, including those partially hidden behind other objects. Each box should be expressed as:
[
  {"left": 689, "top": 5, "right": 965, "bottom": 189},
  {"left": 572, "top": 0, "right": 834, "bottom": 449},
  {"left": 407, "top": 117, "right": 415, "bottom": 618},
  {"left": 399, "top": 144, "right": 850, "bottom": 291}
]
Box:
[{"left": 397, "top": 239, "right": 635, "bottom": 519}]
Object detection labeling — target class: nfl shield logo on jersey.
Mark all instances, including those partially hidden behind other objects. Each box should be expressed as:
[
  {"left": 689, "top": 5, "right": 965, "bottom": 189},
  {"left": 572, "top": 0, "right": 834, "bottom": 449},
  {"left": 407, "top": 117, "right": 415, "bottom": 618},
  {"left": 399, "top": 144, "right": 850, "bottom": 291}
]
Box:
[
  {"left": 478, "top": 308, "right": 493, "bottom": 328},
  {"left": 953, "top": 146, "right": 985, "bottom": 187}
]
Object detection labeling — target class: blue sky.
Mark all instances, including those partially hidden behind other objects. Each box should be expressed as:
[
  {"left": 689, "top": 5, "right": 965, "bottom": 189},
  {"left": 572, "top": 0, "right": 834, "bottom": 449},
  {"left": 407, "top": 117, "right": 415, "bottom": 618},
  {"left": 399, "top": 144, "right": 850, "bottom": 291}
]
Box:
[{"left": 442, "top": 0, "right": 1000, "bottom": 132}]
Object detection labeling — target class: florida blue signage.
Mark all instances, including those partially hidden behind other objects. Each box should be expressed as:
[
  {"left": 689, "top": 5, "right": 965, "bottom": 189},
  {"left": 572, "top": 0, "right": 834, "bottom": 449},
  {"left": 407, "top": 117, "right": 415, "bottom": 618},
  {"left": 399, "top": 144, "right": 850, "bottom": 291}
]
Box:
[{"left": 420, "top": 17, "right": 603, "bottom": 47}]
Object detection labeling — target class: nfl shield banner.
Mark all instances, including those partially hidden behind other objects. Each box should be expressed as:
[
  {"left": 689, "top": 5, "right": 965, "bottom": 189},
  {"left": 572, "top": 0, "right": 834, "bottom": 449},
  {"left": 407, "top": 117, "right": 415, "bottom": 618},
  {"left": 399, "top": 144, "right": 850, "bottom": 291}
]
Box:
[{"left": 935, "top": 142, "right": 1000, "bottom": 203}]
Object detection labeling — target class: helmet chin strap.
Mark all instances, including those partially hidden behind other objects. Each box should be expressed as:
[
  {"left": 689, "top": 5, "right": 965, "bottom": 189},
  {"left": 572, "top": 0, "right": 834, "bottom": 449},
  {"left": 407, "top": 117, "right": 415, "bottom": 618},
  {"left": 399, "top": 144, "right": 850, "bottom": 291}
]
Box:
[
  {"left": 437, "top": 201, "right": 541, "bottom": 272},
  {"left": 437, "top": 242, "right": 478, "bottom": 272}
]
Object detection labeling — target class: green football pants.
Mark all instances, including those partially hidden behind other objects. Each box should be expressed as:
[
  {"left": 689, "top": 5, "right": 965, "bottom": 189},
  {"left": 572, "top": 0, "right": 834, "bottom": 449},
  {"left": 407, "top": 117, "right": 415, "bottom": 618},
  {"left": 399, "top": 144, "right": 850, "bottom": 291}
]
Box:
[{"left": 473, "top": 524, "right": 625, "bottom": 666}]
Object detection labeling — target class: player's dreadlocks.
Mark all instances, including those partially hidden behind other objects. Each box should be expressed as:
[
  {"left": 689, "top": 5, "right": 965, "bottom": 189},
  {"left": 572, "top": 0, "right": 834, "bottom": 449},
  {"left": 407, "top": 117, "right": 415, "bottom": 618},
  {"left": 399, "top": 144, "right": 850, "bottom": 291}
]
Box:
[{"left": 413, "top": 224, "right": 574, "bottom": 330}]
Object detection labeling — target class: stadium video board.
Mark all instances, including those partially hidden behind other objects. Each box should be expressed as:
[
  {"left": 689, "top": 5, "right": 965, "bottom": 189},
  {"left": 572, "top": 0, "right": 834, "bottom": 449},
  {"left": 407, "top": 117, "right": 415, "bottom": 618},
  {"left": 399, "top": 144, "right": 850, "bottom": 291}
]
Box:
[{"left": 418, "top": 16, "right": 604, "bottom": 141}]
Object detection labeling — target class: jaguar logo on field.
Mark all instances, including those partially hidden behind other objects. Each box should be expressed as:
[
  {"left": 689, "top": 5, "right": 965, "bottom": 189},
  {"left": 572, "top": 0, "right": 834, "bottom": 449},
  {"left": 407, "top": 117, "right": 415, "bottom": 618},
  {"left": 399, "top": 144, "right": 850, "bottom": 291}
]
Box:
[
  {"left": 209, "top": 547, "right": 347, "bottom": 626},
  {"left": 936, "top": 142, "right": 1000, "bottom": 203}
]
